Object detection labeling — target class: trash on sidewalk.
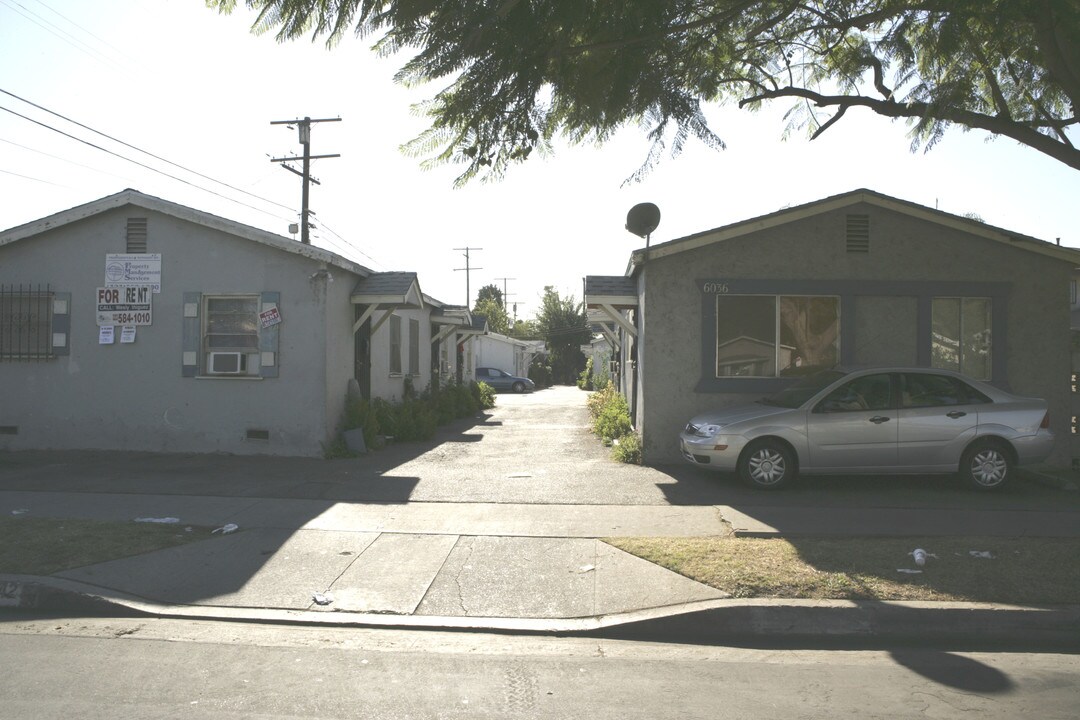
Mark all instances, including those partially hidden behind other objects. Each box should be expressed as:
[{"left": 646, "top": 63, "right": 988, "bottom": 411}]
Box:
[
  {"left": 212, "top": 523, "right": 239, "bottom": 535},
  {"left": 909, "top": 548, "right": 937, "bottom": 566},
  {"left": 11, "top": 509, "right": 29, "bottom": 516},
  {"left": 897, "top": 569, "right": 923, "bottom": 574},
  {"left": 969, "top": 550, "right": 996, "bottom": 559},
  {"left": 135, "top": 517, "right": 180, "bottom": 524},
  {"left": 312, "top": 592, "right": 334, "bottom": 606},
  {"left": 578, "top": 565, "right": 595, "bottom": 573}
]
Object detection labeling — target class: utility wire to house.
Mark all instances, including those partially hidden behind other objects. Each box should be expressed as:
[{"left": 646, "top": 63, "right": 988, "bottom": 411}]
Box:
[{"left": 0, "top": 88, "right": 295, "bottom": 213}]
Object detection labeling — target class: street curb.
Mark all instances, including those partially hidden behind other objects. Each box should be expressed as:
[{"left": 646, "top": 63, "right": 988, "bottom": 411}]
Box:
[{"left": 4, "top": 576, "right": 1079, "bottom": 647}]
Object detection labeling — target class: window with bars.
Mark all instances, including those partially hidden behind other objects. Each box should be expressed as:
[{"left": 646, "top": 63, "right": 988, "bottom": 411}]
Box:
[{"left": 1, "top": 285, "right": 55, "bottom": 360}]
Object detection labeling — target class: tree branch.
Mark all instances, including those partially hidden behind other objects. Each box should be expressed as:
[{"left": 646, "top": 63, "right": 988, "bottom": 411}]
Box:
[{"left": 740, "top": 86, "right": 1080, "bottom": 171}]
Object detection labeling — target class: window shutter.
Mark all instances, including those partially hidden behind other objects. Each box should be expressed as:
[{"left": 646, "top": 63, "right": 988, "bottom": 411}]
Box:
[
  {"left": 259, "top": 291, "right": 280, "bottom": 378},
  {"left": 182, "top": 292, "right": 201, "bottom": 377},
  {"left": 51, "top": 292, "right": 71, "bottom": 356}
]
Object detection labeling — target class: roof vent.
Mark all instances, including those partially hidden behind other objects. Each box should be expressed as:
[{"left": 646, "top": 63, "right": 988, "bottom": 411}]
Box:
[
  {"left": 846, "top": 214, "right": 870, "bottom": 253},
  {"left": 126, "top": 218, "right": 148, "bottom": 253}
]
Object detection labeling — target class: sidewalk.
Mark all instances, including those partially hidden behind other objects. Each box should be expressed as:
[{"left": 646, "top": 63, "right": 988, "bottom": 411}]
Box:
[
  {"left": 4, "top": 482, "right": 1080, "bottom": 645},
  {"left": 3, "top": 385, "right": 1079, "bottom": 645}
]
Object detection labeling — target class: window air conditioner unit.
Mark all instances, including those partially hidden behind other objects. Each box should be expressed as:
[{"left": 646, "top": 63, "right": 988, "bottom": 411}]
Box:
[{"left": 209, "top": 352, "right": 246, "bottom": 374}]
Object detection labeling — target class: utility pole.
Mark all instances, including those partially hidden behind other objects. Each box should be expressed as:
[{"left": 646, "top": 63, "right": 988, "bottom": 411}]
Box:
[
  {"left": 454, "top": 247, "right": 483, "bottom": 308},
  {"left": 494, "top": 277, "right": 515, "bottom": 308},
  {"left": 270, "top": 116, "right": 341, "bottom": 244}
]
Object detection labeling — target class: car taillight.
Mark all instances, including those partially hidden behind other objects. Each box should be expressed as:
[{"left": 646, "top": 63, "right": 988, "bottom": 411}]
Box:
[{"left": 1040, "top": 412, "right": 1050, "bottom": 429}]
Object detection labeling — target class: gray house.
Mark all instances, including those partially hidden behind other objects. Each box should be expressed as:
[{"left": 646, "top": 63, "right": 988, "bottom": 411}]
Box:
[
  {"left": 587, "top": 189, "right": 1080, "bottom": 466},
  {"left": 0, "top": 190, "right": 478, "bottom": 457}
]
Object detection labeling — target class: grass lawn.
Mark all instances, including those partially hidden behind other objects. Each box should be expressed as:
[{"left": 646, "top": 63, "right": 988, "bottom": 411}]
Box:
[
  {"left": 605, "top": 536, "right": 1080, "bottom": 605},
  {"left": 0, "top": 517, "right": 215, "bottom": 575}
]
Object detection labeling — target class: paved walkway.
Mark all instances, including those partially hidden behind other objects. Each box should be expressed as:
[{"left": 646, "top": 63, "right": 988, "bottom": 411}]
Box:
[{"left": 3, "top": 386, "right": 1079, "bottom": 643}]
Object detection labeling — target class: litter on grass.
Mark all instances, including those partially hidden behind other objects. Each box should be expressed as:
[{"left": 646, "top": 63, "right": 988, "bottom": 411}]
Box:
[
  {"left": 135, "top": 517, "right": 180, "bottom": 524},
  {"left": 212, "top": 523, "right": 239, "bottom": 534},
  {"left": 969, "top": 550, "right": 996, "bottom": 559},
  {"left": 897, "top": 569, "right": 924, "bottom": 574}
]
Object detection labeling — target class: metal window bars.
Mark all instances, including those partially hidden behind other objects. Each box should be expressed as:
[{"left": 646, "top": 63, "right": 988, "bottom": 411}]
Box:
[{"left": 0, "top": 284, "right": 53, "bottom": 360}]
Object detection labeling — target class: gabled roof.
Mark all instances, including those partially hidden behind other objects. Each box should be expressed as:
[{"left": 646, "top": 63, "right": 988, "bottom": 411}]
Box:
[
  {"left": 629, "top": 188, "right": 1080, "bottom": 271},
  {"left": 0, "top": 189, "right": 375, "bottom": 276},
  {"left": 584, "top": 275, "right": 638, "bottom": 308},
  {"left": 350, "top": 271, "right": 424, "bottom": 309}
]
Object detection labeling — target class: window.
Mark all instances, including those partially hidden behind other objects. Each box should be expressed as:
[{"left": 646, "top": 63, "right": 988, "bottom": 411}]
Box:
[
  {"left": 408, "top": 318, "right": 420, "bottom": 376},
  {"left": 204, "top": 296, "right": 259, "bottom": 375},
  {"left": 931, "top": 298, "right": 991, "bottom": 379},
  {"left": 1, "top": 288, "right": 51, "bottom": 359},
  {"left": 716, "top": 295, "right": 839, "bottom": 378},
  {"left": 901, "top": 373, "right": 991, "bottom": 408},
  {"left": 0, "top": 285, "right": 67, "bottom": 360},
  {"left": 389, "top": 315, "right": 402, "bottom": 375},
  {"left": 818, "top": 373, "right": 893, "bottom": 412}
]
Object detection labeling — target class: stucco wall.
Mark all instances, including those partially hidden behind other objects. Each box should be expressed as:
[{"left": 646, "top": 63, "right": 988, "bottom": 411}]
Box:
[
  {"left": 640, "top": 203, "right": 1074, "bottom": 466},
  {"left": 368, "top": 306, "right": 433, "bottom": 401},
  {"left": 0, "top": 207, "right": 365, "bottom": 457}
]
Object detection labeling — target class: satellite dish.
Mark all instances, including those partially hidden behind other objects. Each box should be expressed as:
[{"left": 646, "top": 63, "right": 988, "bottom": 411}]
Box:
[{"left": 625, "top": 203, "right": 661, "bottom": 239}]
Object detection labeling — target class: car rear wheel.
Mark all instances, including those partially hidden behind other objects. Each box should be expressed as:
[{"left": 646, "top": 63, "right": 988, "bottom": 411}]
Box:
[
  {"left": 512, "top": 381, "right": 526, "bottom": 393},
  {"left": 738, "top": 440, "right": 796, "bottom": 490},
  {"left": 961, "top": 440, "right": 1012, "bottom": 491}
]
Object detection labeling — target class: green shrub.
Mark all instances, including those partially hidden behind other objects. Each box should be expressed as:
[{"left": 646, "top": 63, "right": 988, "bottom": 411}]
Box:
[
  {"left": 577, "top": 356, "right": 594, "bottom": 390},
  {"left": 587, "top": 381, "right": 619, "bottom": 420},
  {"left": 611, "top": 432, "right": 642, "bottom": 464},
  {"left": 476, "top": 381, "right": 496, "bottom": 409},
  {"left": 595, "top": 392, "right": 632, "bottom": 443},
  {"left": 529, "top": 360, "right": 552, "bottom": 389}
]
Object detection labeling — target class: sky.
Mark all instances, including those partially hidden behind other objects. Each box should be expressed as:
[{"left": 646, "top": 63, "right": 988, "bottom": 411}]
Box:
[{"left": 2, "top": 0, "right": 1079, "bottom": 319}]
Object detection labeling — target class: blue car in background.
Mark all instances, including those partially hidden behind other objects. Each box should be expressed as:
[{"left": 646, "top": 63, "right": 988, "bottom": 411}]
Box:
[{"left": 476, "top": 367, "right": 535, "bottom": 393}]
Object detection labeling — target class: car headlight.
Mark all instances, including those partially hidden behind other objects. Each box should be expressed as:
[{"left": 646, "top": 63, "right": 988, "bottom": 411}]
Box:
[{"left": 692, "top": 423, "right": 724, "bottom": 438}]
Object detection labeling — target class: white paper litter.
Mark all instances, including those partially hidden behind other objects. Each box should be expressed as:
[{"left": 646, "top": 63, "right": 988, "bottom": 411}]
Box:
[
  {"left": 897, "top": 569, "right": 923, "bottom": 574},
  {"left": 212, "top": 523, "right": 239, "bottom": 534},
  {"left": 968, "top": 550, "right": 996, "bottom": 559},
  {"left": 11, "top": 509, "right": 29, "bottom": 516},
  {"left": 135, "top": 517, "right": 180, "bottom": 524},
  {"left": 312, "top": 592, "right": 334, "bottom": 606},
  {"left": 579, "top": 565, "right": 596, "bottom": 573}
]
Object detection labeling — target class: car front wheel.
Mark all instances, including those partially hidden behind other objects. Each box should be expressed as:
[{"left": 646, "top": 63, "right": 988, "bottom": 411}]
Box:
[
  {"left": 961, "top": 440, "right": 1012, "bottom": 491},
  {"left": 512, "top": 381, "right": 526, "bottom": 393},
  {"left": 738, "top": 440, "right": 796, "bottom": 490}
]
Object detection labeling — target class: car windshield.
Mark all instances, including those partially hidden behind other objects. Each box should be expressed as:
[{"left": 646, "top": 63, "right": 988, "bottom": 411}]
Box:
[{"left": 759, "top": 370, "right": 847, "bottom": 408}]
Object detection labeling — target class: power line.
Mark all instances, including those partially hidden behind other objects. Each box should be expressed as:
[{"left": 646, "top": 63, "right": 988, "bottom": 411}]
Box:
[
  {"left": 0, "top": 166, "right": 64, "bottom": 186},
  {"left": 0, "top": 88, "right": 295, "bottom": 213},
  {"left": 0, "top": 0, "right": 125, "bottom": 74},
  {"left": 0, "top": 102, "right": 293, "bottom": 223}
]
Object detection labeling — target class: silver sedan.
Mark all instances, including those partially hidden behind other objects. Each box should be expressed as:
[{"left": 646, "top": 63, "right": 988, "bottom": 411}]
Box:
[{"left": 679, "top": 368, "right": 1054, "bottom": 490}]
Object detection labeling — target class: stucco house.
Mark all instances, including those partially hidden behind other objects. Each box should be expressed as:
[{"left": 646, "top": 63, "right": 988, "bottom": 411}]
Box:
[
  {"left": 0, "top": 190, "right": 481, "bottom": 457},
  {"left": 586, "top": 189, "right": 1080, "bottom": 466},
  {"left": 473, "top": 331, "right": 536, "bottom": 379}
]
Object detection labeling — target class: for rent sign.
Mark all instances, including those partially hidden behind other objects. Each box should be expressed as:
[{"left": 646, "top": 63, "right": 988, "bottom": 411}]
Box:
[{"left": 97, "top": 286, "right": 153, "bottom": 326}]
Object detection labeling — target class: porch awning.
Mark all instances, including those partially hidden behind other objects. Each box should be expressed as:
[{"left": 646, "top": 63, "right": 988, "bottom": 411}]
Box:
[
  {"left": 350, "top": 272, "right": 424, "bottom": 334},
  {"left": 584, "top": 275, "right": 638, "bottom": 338}
]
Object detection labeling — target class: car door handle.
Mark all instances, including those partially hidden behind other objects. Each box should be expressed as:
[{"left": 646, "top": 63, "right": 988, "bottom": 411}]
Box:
[
  {"left": 869, "top": 416, "right": 891, "bottom": 424},
  {"left": 947, "top": 411, "right": 967, "bottom": 419}
]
